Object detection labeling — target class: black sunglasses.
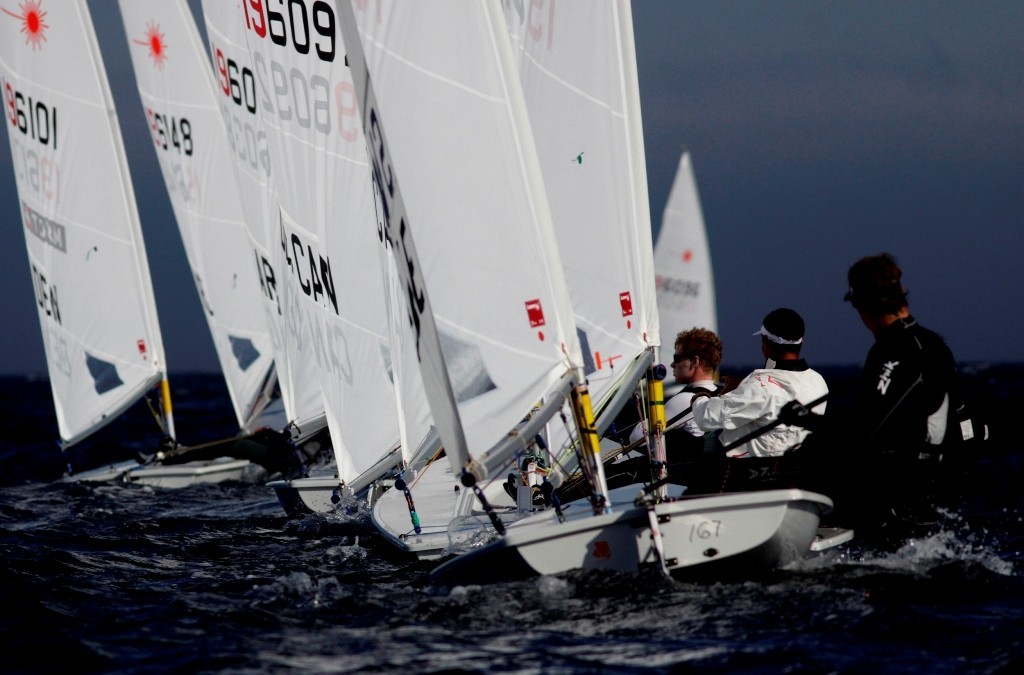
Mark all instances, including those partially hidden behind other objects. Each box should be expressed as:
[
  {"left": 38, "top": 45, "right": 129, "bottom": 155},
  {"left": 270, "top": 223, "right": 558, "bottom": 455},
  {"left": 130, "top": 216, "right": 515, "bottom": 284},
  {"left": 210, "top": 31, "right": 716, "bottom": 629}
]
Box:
[{"left": 672, "top": 353, "right": 691, "bottom": 365}]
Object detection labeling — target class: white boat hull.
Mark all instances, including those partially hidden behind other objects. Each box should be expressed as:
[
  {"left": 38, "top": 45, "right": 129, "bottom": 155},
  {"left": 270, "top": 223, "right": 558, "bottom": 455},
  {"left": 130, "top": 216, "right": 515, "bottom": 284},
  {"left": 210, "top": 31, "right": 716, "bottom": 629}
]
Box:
[
  {"left": 65, "top": 458, "right": 252, "bottom": 488},
  {"left": 430, "top": 489, "right": 833, "bottom": 585},
  {"left": 372, "top": 459, "right": 525, "bottom": 560},
  {"left": 267, "top": 475, "right": 393, "bottom": 518},
  {"left": 267, "top": 475, "right": 347, "bottom": 517}
]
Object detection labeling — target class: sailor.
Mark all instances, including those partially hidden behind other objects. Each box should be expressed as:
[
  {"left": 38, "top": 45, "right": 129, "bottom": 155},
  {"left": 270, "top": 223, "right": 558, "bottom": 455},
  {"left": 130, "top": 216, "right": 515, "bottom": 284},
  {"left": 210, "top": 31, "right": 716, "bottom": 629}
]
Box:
[
  {"left": 836, "top": 252, "right": 961, "bottom": 533},
  {"left": 690, "top": 307, "right": 828, "bottom": 458},
  {"left": 629, "top": 327, "right": 722, "bottom": 451}
]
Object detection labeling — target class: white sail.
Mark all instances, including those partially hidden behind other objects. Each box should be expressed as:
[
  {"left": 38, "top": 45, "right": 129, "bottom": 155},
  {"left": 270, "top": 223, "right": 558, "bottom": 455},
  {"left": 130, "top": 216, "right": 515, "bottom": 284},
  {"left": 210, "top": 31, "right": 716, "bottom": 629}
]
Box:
[
  {"left": 235, "top": 0, "right": 404, "bottom": 482},
  {"left": 0, "top": 0, "right": 173, "bottom": 447},
  {"left": 503, "top": 0, "right": 659, "bottom": 409},
  {"left": 381, "top": 246, "right": 435, "bottom": 467},
  {"left": 199, "top": 0, "right": 324, "bottom": 428},
  {"left": 653, "top": 150, "right": 717, "bottom": 353},
  {"left": 117, "top": 0, "right": 276, "bottom": 432},
  {"left": 338, "top": 0, "right": 583, "bottom": 477}
]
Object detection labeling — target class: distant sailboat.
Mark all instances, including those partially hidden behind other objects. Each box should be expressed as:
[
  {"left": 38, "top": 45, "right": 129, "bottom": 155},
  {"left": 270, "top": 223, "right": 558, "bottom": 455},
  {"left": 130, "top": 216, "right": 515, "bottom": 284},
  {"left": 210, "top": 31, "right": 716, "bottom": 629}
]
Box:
[
  {"left": 653, "top": 149, "right": 717, "bottom": 355},
  {"left": 0, "top": 0, "right": 190, "bottom": 478}
]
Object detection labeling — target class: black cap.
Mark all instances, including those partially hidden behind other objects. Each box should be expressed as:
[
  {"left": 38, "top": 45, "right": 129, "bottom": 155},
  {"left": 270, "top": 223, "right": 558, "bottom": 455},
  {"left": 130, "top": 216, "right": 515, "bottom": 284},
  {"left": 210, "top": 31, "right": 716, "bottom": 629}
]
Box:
[{"left": 753, "top": 307, "right": 804, "bottom": 345}]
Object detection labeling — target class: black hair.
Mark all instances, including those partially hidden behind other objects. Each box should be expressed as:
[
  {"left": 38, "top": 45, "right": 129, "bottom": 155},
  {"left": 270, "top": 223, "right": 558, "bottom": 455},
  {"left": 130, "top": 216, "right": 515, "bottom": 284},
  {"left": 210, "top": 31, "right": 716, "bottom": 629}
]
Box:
[{"left": 845, "top": 252, "right": 908, "bottom": 314}]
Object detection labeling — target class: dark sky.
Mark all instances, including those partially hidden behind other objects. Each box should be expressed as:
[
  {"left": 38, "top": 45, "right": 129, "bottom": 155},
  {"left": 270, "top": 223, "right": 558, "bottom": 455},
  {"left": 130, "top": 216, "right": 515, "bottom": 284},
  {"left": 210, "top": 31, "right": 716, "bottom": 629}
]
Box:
[{"left": 2, "top": 0, "right": 1023, "bottom": 376}]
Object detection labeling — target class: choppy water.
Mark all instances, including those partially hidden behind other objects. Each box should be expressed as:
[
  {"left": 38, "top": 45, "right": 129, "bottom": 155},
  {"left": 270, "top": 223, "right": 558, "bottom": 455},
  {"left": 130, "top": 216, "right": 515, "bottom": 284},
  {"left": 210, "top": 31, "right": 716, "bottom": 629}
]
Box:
[{"left": 2, "top": 368, "right": 1023, "bottom": 673}]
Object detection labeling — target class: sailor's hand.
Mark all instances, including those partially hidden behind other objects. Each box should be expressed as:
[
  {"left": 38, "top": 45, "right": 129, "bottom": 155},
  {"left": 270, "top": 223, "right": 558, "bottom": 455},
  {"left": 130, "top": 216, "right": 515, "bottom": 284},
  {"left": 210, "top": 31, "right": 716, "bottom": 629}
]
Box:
[{"left": 778, "top": 400, "right": 822, "bottom": 430}]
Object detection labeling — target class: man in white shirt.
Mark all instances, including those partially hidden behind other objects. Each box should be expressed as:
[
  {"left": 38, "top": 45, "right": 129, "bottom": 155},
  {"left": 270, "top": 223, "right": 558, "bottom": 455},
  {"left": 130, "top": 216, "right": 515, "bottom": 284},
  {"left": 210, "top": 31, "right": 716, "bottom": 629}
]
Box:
[{"left": 691, "top": 308, "right": 828, "bottom": 458}]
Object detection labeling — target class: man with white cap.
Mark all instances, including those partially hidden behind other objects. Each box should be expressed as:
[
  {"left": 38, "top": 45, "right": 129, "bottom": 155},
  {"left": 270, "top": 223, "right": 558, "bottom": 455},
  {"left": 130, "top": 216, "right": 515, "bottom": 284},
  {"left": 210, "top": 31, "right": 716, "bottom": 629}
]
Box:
[{"left": 690, "top": 307, "right": 828, "bottom": 458}]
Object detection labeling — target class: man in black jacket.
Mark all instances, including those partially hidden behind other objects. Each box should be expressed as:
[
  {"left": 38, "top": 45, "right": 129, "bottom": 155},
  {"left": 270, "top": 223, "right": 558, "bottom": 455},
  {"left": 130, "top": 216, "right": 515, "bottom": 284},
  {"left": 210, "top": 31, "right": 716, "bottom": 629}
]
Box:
[{"left": 836, "top": 252, "right": 959, "bottom": 536}]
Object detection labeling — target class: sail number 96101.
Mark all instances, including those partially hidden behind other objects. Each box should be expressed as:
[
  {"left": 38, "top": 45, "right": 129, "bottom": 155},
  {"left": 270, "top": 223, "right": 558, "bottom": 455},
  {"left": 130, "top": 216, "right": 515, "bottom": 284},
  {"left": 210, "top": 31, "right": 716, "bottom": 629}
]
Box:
[{"left": 4, "top": 80, "right": 57, "bottom": 151}]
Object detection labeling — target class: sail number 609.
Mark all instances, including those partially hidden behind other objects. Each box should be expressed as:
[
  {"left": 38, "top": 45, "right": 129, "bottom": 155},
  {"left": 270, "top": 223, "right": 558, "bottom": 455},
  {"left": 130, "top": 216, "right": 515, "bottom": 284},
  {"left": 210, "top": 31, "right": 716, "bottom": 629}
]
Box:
[{"left": 242, "top": 0, "right": 337, "bottom": 63}]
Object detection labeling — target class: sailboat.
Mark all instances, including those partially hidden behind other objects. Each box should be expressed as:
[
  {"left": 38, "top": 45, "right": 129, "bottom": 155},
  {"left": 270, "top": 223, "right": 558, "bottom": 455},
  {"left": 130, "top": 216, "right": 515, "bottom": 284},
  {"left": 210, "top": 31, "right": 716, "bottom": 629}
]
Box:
[
  {"left": 653, "top": 149, "right": 717, "bottom": 357},
  {"left": 228, "top": 0, "right": 431, "bottom": 516},
  {"left": 427, "top": 1, "right": 837, "bottom": 584},
  {"left": 0, "top": 0, "right": 217, "bottom": 483},
  {"left": 118, "top": 0, "right": 277, "bottom": 435},
  {"left": 334, "top": 0, "right": 606, "bottom": 558},
  {"left": 197, "top": 0, "right": 337, "bottom": 496},
  {"left": 106, "top": 0, "right": 307, "bottom": 486}
]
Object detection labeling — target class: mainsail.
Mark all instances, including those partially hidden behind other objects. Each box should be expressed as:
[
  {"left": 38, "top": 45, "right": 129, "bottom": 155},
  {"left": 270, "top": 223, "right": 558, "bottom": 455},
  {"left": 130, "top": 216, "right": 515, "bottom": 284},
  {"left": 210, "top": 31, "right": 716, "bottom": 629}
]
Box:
[
  {"left": 117, "top": 0, "right": 276, "bottom": 432},
  {"left": 338, "top": 0, "right": 585, "bottom": 481},
  {"left": 199, "top": 0, "right": 324, "bottom": 429},
  {"left": 0, "top": 0, "right": 174, "bottom": 447},
  {"left": 653, "top": 150, "right": 717, "bottom": 352},
  {"left": 235, "top": 0, "right": 406, "bottom": 482},
  {"left": 503, "top": 0, "right": 659, "bottom": 418}
]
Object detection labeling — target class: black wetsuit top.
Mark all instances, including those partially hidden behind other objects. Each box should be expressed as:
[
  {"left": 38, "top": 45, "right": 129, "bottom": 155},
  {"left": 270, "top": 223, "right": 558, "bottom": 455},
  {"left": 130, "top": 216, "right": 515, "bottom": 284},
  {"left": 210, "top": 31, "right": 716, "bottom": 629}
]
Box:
[
  {"left": 856, "top": 315, "right": 957, "bottom": 458},
  {"left": 835, "top": 315, "right": 959, "bottom": 534}
]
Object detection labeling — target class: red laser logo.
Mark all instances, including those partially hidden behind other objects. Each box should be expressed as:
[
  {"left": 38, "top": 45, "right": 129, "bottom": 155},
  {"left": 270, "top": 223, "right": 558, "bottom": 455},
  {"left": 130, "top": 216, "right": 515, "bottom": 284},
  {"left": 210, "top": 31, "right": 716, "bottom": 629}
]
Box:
[{"left": 2, "top": 1, "right": 49, "bottom": 50}]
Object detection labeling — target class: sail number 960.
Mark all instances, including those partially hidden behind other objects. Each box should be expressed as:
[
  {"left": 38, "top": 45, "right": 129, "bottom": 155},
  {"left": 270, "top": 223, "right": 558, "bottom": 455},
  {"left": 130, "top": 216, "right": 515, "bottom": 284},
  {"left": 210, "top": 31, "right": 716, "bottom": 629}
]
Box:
[{"left": 242, "top": 0, "right": 337, "bottom": 62}]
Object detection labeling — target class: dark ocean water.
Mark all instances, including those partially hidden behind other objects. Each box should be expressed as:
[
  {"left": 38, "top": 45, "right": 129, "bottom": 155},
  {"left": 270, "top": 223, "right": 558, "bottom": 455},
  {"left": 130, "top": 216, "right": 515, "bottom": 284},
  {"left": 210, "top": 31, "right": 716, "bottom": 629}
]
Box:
[{"left": 2, "top": 366, "right": 1023, "bottom": 674}]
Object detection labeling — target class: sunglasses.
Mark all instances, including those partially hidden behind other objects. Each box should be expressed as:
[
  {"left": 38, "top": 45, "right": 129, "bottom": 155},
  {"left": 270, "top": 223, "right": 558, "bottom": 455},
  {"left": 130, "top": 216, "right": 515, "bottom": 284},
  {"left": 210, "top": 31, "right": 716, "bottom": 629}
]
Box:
[{"left": 672, "top": 353, "right": 692, "bottom": 365}]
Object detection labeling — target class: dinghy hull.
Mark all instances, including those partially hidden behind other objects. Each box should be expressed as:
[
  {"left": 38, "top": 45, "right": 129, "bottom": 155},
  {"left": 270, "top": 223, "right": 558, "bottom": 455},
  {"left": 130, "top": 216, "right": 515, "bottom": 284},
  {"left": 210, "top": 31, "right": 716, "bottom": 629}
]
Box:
[
  {"left": 267, "top": 476, "right": 348, "bottom": 517},
  {"left": 430, "top": 489, "right": 832, "bottom": 585},
  {"left": 65, "top": 458, "right": 253, "bottom": 488},
  {"left": 268, "top": 472, "right": 394, "bottom": 518}
]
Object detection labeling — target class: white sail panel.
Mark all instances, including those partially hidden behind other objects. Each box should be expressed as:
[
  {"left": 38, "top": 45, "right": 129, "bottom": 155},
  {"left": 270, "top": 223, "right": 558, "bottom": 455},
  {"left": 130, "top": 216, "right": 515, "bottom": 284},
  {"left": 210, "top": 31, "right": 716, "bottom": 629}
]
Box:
[
  {"left": 0, "top": 0, "right": 168, "bottom": 445},
  {"left": 653, "top": 151, "right": 717, "bottom": 354},
  {"left": 504, "top": 0, "right": 659, "bottom": 406},
  {"left": 381, "top": 247, "right": 434, "bottom": 465},
  {"left": 237, "top": 0, "right": 403, "bottom": 480},
  {"left": 340, "top": 0, "right": 582, "bottom": 469},
  {"left": 199, "top": 0, "right": 324, "bottom": 426},
  {"left": 118, "top": 0, "right": 276, "bottom": 431}
]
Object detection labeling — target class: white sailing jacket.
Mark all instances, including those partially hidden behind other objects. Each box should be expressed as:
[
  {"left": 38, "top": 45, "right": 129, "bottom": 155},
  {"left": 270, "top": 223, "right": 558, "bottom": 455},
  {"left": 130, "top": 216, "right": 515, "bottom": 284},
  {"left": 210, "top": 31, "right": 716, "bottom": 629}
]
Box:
[{"left": 692, "top": 360, "right": 828, "bottom": 458}]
